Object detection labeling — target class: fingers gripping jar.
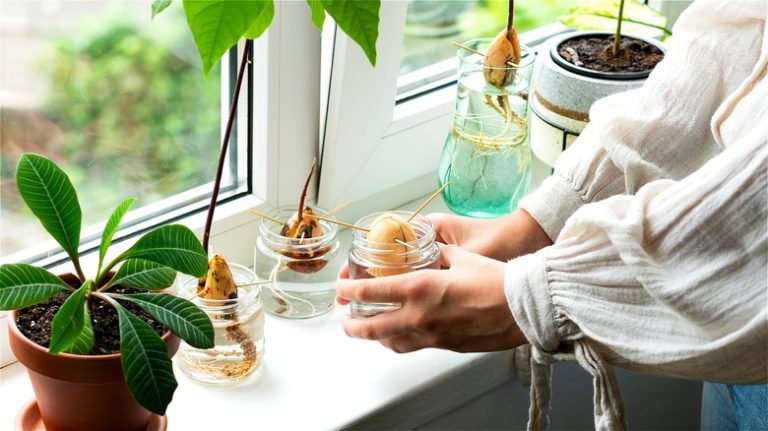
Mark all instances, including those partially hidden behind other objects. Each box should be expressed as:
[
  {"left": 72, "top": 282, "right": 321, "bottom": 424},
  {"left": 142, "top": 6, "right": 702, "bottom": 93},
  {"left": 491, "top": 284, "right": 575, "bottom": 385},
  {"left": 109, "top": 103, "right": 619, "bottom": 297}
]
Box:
[{"left": 348, "top": 211, "right": 441, "bottom": 318}]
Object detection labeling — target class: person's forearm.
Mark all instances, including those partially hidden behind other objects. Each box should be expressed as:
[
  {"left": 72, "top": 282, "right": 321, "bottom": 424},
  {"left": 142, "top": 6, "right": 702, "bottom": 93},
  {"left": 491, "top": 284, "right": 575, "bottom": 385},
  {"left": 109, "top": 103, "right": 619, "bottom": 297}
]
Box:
[{"left": 488, "top": 209, "right": 552, "bottom": 261}]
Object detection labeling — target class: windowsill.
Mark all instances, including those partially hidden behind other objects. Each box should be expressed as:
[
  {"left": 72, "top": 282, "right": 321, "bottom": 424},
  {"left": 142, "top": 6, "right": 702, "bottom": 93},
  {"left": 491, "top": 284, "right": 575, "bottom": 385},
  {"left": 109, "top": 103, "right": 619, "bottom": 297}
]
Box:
[{"left": 0, "top": 190, "right": 531, "bottom": 429}]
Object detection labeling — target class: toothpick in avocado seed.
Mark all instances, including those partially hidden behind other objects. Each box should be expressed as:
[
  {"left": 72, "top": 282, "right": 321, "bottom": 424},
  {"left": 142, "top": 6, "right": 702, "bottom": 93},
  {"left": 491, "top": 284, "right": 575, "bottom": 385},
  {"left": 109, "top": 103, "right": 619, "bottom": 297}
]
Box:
[{"left": 407, "top": 182, "right": 450, "bottom": 223}]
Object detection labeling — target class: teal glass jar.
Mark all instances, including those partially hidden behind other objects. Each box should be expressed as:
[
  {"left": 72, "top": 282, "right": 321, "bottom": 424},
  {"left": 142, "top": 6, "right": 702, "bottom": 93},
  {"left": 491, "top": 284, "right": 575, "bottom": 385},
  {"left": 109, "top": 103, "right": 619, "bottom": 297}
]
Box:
[{"left": 438, "top": 38, "right": 535, "bottom": 218}]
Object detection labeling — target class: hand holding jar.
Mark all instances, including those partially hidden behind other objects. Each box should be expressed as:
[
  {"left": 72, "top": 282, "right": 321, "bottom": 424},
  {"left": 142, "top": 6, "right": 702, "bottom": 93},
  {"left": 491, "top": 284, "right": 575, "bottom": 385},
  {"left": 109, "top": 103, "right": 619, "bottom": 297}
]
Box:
[{"left": 336, "top": 244, "right": 526, "bottom": 354}]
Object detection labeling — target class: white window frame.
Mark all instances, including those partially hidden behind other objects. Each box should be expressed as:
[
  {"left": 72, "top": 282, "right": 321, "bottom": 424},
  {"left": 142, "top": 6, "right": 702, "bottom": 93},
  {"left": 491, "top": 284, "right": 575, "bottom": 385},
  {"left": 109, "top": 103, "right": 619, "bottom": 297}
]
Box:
[
  {"left": 317, "top": 1, "right": 691, "bottom": 222},
  {"left": 0, "top": 1, "right": 322, "bottom": 367}
]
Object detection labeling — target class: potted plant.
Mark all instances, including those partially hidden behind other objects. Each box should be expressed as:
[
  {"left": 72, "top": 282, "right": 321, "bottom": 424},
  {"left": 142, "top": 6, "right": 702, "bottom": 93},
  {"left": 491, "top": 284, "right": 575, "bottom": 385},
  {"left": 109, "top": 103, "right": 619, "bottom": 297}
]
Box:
[
  {"left": 1, "top": 153, "right": 213, "bottom": 430},
  {"left": 529, "top": 0, "right": 670, "bottom": 167}
]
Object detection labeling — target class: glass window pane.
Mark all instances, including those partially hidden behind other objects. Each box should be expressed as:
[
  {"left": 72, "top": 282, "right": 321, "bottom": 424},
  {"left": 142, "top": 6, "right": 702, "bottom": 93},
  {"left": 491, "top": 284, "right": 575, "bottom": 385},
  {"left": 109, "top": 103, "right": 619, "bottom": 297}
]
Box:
[
  {"left": 400, "top": 0, "right": 572, "bottom": 75},
  {"left": 1, "top": 0, "right": 229, "bottom": 258}
]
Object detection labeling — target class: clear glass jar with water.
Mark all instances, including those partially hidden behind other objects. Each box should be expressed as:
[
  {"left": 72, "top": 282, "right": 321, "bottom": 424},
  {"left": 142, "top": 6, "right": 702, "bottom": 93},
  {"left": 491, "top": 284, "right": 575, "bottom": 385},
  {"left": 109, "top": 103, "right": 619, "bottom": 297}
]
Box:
[
  {"left": 254, "top": 206, "right": 342, "bottom": 319},
  {"left": 348, "top": 211, "right": 440, "bottom": 318},
  {"left": 438, "top": 38, "right": 535, "bottom": 218}
]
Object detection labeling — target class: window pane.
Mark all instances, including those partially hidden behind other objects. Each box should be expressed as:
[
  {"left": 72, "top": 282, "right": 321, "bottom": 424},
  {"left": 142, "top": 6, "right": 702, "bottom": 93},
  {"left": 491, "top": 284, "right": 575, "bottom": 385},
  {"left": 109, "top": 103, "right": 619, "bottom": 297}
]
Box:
[
  {"left": 1, "top": 1, "right": 229, "bottom": 258},
  {"left": 399, "top": 0, "right": 571, "bottom": 75}
]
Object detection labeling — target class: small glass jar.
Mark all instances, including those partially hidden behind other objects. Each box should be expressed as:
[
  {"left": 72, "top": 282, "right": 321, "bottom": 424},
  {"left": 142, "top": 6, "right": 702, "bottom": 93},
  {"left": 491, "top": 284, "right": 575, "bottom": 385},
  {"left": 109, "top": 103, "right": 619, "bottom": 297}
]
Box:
[
  {"left": 348, "top": 211, "right": 440, "bottom": 318},
  {"left": 254, "top": 206, "right": 342, "bottom": 319},
  {"left": 175, "top": 263, "right": 265, "bottom": 384}
]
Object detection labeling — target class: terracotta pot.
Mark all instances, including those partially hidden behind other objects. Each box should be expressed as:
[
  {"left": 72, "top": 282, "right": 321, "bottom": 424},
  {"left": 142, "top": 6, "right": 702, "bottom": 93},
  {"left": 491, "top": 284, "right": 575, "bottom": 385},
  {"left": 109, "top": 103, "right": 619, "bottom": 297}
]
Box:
[
  {"left": 529, "top": 31, "right": 666, "bottom": 167},
  {"left": 8, "top": 274, "right": 180, "bottom": 431}
]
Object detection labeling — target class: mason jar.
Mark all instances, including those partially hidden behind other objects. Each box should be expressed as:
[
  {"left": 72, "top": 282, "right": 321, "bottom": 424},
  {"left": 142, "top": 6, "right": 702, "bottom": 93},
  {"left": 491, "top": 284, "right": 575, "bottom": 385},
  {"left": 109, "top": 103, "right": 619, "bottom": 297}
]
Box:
[
  {"left": 254, "top": 206, "right": 342, "bottom": 319},
  {"left": 175, "top": 262, "right": 265, "bottom": 384},
  {"left": 348, "top": 211, "right": 440, "bottom": 318}
]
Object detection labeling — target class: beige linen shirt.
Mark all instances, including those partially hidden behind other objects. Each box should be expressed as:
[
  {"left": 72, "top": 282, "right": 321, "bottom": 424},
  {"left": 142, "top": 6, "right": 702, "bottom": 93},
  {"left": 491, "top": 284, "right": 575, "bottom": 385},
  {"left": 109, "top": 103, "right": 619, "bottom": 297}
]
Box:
[{"left": 505, "top": 1, "right": 768, "bottom": 429}]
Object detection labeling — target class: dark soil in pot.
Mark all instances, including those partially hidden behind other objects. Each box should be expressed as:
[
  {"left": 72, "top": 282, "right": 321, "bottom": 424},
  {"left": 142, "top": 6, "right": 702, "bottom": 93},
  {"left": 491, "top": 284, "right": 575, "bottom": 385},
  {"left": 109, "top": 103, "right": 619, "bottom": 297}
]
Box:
[
  {"left": 16, "top": 284, "right": 167, "bottom": 355},
  {"left": 558, "top": 34, "right": 664, "bottom": 73}
]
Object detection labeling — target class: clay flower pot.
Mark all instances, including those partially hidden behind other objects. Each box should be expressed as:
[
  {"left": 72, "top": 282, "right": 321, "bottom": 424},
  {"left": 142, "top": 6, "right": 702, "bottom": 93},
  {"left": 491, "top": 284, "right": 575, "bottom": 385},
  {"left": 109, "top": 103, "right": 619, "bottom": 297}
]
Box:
[
  {"left": 529, "top": 31, "right": 665, "bottom": 167},
  {"left": 8, "top": 274, "right": 180, "bottom": 431}
]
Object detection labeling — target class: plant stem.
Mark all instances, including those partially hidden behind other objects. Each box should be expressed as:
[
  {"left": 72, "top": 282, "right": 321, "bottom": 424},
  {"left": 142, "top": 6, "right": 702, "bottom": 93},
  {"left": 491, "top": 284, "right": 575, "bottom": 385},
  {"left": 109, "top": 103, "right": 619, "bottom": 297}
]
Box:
[
  {"left": 202, "top": 40, "right": 253, "bottom": 253},
  {"left": 506, "top": 0, "right": 514, "bottom": 40},
  {"left": 71, "top": 255, "right": 86, "bottom": 283},
  {"left": 613, "top": 0, "right": 626, "bottom": 58}
]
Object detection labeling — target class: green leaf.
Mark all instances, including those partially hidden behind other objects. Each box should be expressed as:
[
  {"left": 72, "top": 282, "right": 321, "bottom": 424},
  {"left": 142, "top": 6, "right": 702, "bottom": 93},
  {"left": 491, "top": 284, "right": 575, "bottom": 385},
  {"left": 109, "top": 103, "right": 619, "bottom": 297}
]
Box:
[
  {"left": 152, "top": 0, "right": 173, "bottom": 19},
  {"left": 110, "top": 259, "right": 177, "bottom": 291},
  {"left": 306, "top": 0, "right": 326, "bottom": 30},
  {"left": 15, "top": 154, "right": 82, "bottom": 260},
  {"left": 116, "top": 293, "right": 214, "bottom": 349},
  {"left": 321, "top": 0, "right": 380, "bottom": 66},
  {"left": 98, "top": 198, "right": 136, "bottom": 274},
  {"left": 65, "top": 306, "right": 94, "bottom": 355},
  {"left": 0, "top": 264, "right": 69, "bottom": 310},
  {"left": 121, "top": 225, "right": 208, "bottom": 278},
  {"left": 182, "top": 0, "right": 270, "bottom": 77},
  {"left": 243, "top": 0, "right": 274, "bottom": 39},
  {"left": 115, "top": 302, "right": 177, "bottom": 415},
  {"left": 49, "top": 281, "right": 90, "bottom": 355},
  {"left": 559, "top": 0, "right": 670, "bottom": 39}
]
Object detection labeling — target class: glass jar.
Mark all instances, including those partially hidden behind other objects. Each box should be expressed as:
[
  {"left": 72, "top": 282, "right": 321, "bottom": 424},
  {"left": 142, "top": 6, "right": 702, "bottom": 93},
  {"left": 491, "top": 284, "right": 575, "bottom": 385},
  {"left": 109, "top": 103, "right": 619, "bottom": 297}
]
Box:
[
  {"left": 348, "top": 211, "right": 440, "bottom": 318},
  {"left": 254, "top": 206, "right": 342, "bottom": 319},
  {"left": 175, "top": 262, "right": 265, "bottom": 384},
  {"left": 438, "top": 38, "right": 535, "bottom": 218}
]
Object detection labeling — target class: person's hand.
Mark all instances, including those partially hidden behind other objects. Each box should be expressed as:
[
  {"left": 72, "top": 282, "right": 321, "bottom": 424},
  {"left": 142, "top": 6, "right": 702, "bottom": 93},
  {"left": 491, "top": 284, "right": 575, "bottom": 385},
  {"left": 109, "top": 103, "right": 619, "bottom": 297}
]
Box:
[
  {"left": 427, "top": 209, "right": 552, "bottom": 261},
  {"left": 336, "top": 244, "right": 527, "bottom": 353}
]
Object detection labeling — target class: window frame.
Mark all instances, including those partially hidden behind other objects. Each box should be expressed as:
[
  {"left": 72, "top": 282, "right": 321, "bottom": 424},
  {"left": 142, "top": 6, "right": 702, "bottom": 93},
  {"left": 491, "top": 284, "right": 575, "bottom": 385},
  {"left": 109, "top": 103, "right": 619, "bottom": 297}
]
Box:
[{"left": 0, "top": 1, "right": 323, "bottom": 367}]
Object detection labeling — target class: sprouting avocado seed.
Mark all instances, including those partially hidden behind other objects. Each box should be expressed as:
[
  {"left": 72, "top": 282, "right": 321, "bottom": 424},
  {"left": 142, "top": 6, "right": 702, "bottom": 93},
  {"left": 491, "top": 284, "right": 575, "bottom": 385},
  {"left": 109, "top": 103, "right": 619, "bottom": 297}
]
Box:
[
  {"left": 365, "top": 214, "right": 417, "bottom": 277},
  {"left": 483, "top": 28, "right": 522, "bottom": 88}
]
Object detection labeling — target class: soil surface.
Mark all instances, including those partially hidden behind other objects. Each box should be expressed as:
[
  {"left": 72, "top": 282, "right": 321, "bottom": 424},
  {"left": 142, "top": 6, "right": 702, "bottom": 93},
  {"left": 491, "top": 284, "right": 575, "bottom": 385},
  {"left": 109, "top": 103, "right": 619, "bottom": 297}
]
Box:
[
  {"left": 16, "top": 286, "right": 167, "bottom": 355},
  {"left": 558, "top": 34, "right": 664, "bottom": 73}
]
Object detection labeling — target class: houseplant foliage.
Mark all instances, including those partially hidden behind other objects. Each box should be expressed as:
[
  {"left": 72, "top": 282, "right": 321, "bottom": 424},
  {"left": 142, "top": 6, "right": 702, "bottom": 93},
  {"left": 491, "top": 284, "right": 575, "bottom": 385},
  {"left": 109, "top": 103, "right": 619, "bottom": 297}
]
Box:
[
  {"left": 559, "top": 0, "right": 670, "bottom": 40},
  {"left": 0, "top": 153, "right": 214, "bottom": 415},
  {"left": 152, "top": 0, "right": 382, "bottom": 77}
]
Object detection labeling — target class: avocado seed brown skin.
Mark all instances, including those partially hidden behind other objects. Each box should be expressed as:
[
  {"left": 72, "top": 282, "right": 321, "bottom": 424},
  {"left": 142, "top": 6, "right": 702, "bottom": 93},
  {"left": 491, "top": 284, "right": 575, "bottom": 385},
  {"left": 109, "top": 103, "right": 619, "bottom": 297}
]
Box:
[{"left": 483, "top": 28, "right": 522, "bottom": 88}]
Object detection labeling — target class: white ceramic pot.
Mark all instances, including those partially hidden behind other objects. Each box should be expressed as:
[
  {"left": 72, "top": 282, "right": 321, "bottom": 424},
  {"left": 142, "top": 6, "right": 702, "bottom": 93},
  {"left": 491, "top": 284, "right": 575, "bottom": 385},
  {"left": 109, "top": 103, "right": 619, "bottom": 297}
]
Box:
[{"left": 529, "top": 31, "right": 665, "bottom": 167}]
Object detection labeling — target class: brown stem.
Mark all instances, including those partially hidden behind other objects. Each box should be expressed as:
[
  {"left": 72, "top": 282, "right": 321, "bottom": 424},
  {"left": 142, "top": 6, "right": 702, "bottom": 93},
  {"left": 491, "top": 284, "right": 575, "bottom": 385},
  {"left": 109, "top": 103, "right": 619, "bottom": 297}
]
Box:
[
  {"left": 202, "top": 40, "right": 253, "bottom": 253},
  {"left": 506, "top": 0, "right": 515, "bottom": 41},
  {"left": 613, "top": 0, "right": 625, "bottom": 58},
  {"left": 296, "top": 159, "right": 316, "bottom": 225}
]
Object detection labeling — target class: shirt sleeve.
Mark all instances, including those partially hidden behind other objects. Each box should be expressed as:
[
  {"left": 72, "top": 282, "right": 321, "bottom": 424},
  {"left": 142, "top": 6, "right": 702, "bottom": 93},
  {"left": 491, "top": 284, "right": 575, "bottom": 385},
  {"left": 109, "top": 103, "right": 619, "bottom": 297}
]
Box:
[
  {"left": 519, "top": 0, "right": 766, "bottom": 241},
  {"left": 505, "top": 131, "right": 768, "bottom": 384}
]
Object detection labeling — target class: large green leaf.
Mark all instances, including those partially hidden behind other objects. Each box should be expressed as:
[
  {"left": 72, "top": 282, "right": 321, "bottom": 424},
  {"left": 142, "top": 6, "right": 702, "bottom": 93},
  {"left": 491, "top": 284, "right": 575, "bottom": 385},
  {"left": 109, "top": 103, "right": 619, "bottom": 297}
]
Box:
[
  {"left": 559, "top": 0, "right": 670, "bottom": 39},
  {"left": 98, "top": 198, "right": 136, "bottom": 273},
  {"left": 116, "top": 293, "right": 214, "bottom": 349},
  {"left": 65, "top": 306, "right": 95, "bottom": 355},
  {"left": 110, "top": 259, "right": 177, "bottom": 291},
  {"left": 321, "top": 0, "right": 380, "bottom": 66},
  {"left": 152, "top": 0, "right": 173, "bottom": 18},
  {"left": 243, "top": 0, "right": 274, "bottom": 39},
  {"left": 49, "top": 281, "right": 90, "bottom": 355},
  {"left": 306, "top": 0, "right": 326, "bottom": 31},
  {"left": 15, "top": 154, "right": 82, "bottom": 260},
  {"left": 0, "top": 264, "right": 69, "bottom": 310},
  {"left": 120, "top": 225, "right": 207, "bottom": 278},
  {"left": 182, "top": 0, "right": 271, "bottom": 77},
  {"left": 115, "top": 302, "right": 177, "bottom": 415}
]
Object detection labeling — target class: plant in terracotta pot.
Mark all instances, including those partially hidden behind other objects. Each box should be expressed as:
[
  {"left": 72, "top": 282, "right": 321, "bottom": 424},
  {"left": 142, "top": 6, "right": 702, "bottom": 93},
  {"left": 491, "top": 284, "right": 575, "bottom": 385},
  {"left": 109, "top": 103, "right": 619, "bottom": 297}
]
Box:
[
  {"left": 529, "top": 0, "right": 670, "bottom": 167},
  {"left": 0, "top": 153, "right": 213, "bottom": 430}
]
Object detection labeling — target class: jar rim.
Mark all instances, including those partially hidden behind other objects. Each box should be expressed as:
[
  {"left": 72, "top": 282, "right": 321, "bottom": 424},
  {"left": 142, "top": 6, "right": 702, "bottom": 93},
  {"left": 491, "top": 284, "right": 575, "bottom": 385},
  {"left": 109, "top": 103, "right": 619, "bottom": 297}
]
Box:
[
  {"left": 258, "top": 205, "right": 339, "bottom": 250},
  {"left": 457, "top": 37, "right": 535, "bottom": 70},
  {"left": 351, "top": 211, "right": 436, "bottom": 252},
  {"left": 175, "top": 262, "right": 262, "bottom": 311}
]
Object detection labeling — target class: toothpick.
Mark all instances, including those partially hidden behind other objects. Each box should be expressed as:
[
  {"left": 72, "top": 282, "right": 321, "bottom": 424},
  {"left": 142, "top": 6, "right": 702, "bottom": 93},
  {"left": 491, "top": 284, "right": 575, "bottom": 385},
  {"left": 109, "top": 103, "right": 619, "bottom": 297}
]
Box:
[
  {"left": 394, "top": 239, "right": 415, "bottom": 249},
  {"left": 324, "top": 200, "right": 352, "bottom": 218},
  {"left": 407, "top": 182, "right": 450, "bottom": 223},
  {"left": 452, "top": 42, "right": 518, "bottom": 67},
  {"left": 249, "top": 209, "right": 285, "bottom": 226},
  {"left": 237, "top": 280, "right": 273, "bottom": 288},
  {"left": 314, "top": 215, "right": 370, "bottom": 232}
]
